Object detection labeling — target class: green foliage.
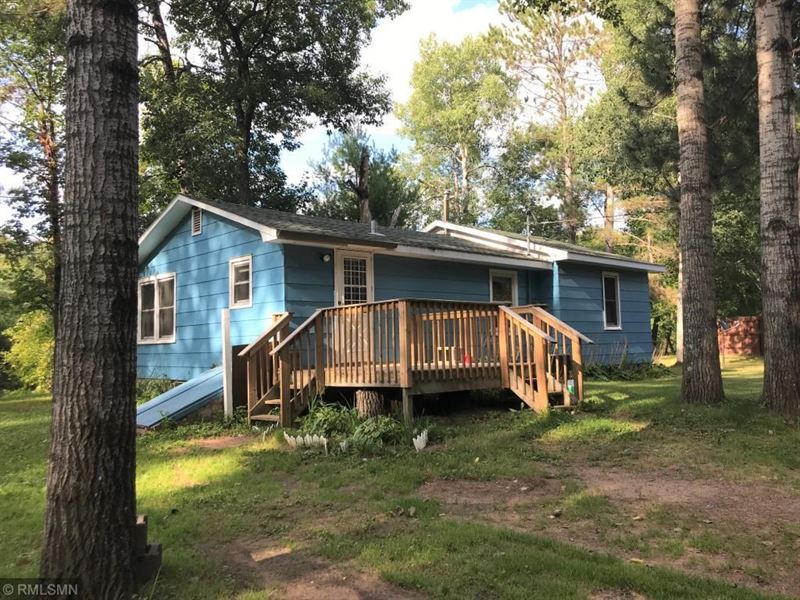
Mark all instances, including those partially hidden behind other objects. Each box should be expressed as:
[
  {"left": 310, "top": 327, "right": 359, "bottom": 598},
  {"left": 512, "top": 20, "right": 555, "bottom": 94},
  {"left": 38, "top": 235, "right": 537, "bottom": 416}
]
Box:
[
  {"left": 3, "top": 310, "right": 53, "bottom": 392},
  {"left": 140, "top": 0, "right": 407, "bottom": 209},
  {"left": 309, "top": 128, "right": 420, "bottom": 226},
  {"left": 584, "top": 360, "right": 673, "bottom": 382},
  {"left": 350, "top": 415, "right": 406, "bottom": 450},
  {"left": 136, "top": 378, "right": 178, "bottom": 406},
  {"left": 398, "top": 34, "right": 517, "bottom": 224},
  {"left": 298, "top": 400, "right": 427, "bottom": 453},
  {"left": 300, "top": 401, "right": 361, "bottom": 438}
]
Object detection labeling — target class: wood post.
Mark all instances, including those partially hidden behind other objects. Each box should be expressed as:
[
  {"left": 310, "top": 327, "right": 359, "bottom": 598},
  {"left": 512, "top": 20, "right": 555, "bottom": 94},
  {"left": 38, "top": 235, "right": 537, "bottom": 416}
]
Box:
[
  {"left": 571, "top": 338, "right": 584, "bottom": 402},
  {"left": 221, "top": 309, "right": 233, "bottom": 418},
  {"left": 402, "top": 388, "right": 414, "bottom": 425},
  {"left": 398, "top": 300, "right": 412, "bottom": 388},
  {"left": 533, "top": 334, "right": 548, "bottom": 412},
  {"left": 498, "top": 308, "right": 509, "bottom": 388}
]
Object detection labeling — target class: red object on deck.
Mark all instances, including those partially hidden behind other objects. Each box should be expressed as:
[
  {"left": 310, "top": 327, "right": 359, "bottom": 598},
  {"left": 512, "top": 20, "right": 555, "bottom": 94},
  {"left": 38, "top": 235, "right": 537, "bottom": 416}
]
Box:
[{"left": 717, "top": 316, "right": 761, "bottom": 356}]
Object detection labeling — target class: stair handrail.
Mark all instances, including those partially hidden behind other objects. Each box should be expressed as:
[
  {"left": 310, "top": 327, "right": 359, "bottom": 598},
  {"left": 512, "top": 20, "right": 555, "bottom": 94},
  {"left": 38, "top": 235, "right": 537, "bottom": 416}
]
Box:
[
  {"left": 238, "top": 312, "right": 293, "bottom": 358},
  {"left": 269, "top": 309, "right": 324, "bottom": 357},
  {"left": 499, "top": 305, "right": 556, "bottom": 343},
  {"left": 512, "top": 305, "right": 594, "bottom": 344}
]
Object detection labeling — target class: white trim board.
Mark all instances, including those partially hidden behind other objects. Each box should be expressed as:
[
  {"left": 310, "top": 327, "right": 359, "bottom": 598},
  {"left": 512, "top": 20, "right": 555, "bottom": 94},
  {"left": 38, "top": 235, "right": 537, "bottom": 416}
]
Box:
[{"left": 423, "top": 220, "right": 666, "bottom": 273}]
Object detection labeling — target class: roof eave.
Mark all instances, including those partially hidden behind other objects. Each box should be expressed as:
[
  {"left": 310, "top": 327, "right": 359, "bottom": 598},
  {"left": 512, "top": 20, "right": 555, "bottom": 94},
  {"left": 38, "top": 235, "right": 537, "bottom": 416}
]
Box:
[{"left": 138, "top": 194, "right": 278, "bottom": 264}]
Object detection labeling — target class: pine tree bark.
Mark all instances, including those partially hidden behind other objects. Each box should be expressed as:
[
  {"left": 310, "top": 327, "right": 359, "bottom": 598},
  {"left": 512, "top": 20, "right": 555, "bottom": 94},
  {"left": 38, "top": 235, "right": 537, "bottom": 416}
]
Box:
[
  {"left": 40, "top": 0, "right": 140, "bottom": 597},
  {"left": 674, "top": 0, "right": 724, "bottom": 402},
  {"left": 754, "top": 0, "right": 800, "bottom": 414}
]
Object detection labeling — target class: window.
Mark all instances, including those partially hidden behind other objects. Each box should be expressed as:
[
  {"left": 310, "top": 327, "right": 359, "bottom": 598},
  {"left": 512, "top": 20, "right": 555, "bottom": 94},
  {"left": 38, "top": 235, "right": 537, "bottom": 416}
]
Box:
[
  {"left": 229, "top": 255, "right": 252, "bottom": 308},
  {"left": 490, "top": 270, "right": 517, "bottom": 304},
  {"left": 602, "top": 272, "right": 622, "bottom": 329},
  {"left": 191, "top": 207, "right": 202, "bottom": 235},
  {"left": 335, "top": 251, "right": 373, "bottom": 305},
  {"left": 139, "top": 274, "right": 176, "bottom": 343}
]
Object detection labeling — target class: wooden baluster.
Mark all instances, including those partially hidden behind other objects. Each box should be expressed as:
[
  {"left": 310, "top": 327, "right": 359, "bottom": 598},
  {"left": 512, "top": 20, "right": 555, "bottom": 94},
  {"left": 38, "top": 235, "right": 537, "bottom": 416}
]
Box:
[
  {"left": 315, "top": 314, "right": 325, "bottom": 391},
  {"left": 526, "top": 332, "right": 535, "bottom": 397},
  {"left": 533, "top": 333, "right": 548, "bottom": 412},
  {"left": 279, "top": 351, "right": 291, "bottom": 427}
]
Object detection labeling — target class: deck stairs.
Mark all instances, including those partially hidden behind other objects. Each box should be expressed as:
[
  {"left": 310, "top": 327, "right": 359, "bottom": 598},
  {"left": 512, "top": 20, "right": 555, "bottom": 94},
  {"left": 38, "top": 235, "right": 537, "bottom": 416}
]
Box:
[{"left": 238, "top": 299, "right": 592, "bottom": 427}]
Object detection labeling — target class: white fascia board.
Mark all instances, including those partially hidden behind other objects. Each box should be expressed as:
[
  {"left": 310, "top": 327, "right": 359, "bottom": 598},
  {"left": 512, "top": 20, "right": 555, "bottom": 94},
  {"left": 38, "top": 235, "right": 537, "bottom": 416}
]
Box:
[
  {"left": 138, "top": 194, "right": 278, "bottom": 264},
  {"left": 388, "top": 244, "right": 552, "bottom": 270},
  {"left": 563, "top": 252, "right": 666, "bottom": 273},
  {"left": 426, "top": 220, "right": 665, "bottom": 273},
  {"left": 424, "top": 220, "right": 564, "bottom": 261}
]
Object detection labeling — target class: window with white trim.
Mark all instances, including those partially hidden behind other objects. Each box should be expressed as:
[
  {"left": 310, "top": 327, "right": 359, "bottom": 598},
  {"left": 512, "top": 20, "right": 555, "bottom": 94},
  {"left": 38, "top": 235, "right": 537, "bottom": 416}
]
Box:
[
  {"left": 229, "top": 255, "right": 252, "bottom": 308},
  {"left": 139, "top": 274, "right": 176, "bottom": 343},
  {"left": 602, "top": 272, "right": 622, "bottom": 329},
  {"left": 191, "top": 207, "right": 202, "bottom": 235},
  {"left": 335, "top": 251, "right": 373, "bottom": 305},
  {"left": 490, "top": 269, "right": 517, "bottom": 304}
]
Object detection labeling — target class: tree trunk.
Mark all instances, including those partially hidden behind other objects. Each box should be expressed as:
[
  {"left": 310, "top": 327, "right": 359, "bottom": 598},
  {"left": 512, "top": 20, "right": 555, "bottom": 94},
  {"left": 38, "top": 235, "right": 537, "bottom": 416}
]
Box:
[
  {"left": 348, "top": 146, "right": 372, "bottom": 223},
  {"left": 675, "top": 252, "right": 684, "bottom": 363},
  {"left": 674, "top": 0, "right": 724, "bottom": 402},
  {"left": 355, "top": 390, "right": 385, "bottom": 418},
  {"left": 563, "top": 153, "right": 577, "bottom": 243},
  {"left": 754, "top": 0, "right": 800, "bottom": 414},
  {"left": 604, "top": 183, "right": 615, "bottom": 251},
  {"left": 40, "top": 0, "right": 139, "bottom": 597}
]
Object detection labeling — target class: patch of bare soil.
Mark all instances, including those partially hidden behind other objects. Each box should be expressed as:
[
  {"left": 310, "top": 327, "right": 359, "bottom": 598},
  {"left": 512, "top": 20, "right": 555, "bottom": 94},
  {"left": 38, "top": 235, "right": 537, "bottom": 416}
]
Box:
[
  {"left": 576, "top": 466, "right": 800, "bottom": 529},
  {"left": 589, "top": 591, "right": 646, "bottom": 600},
  {"left": 217, "top": 541, "right": 425, "bottom": 599},
  {"left": 192, "top": 435, "right": 252, "bottom": 450},
  {"left": 418, "top": 477, "right": 563, "bottom": 512}
]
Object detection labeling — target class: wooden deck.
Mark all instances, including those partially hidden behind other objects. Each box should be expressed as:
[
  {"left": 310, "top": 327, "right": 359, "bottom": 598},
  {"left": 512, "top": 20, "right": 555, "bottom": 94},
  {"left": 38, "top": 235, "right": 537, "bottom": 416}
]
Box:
[{"left": 239, "top": 299, "right": 591, "bottom": 426}]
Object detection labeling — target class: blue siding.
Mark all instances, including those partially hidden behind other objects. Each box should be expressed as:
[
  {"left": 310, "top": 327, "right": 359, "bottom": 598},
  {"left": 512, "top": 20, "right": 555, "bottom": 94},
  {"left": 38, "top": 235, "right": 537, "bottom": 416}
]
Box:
[
  {"left": 281, "top": 247, "right": 543, "bottom": 318},
  {"left": 553, "top": 263, "right": 653, "bottom": 364},
  {"left": 138, "top": 212, "right": 285, "bottom": 380}
]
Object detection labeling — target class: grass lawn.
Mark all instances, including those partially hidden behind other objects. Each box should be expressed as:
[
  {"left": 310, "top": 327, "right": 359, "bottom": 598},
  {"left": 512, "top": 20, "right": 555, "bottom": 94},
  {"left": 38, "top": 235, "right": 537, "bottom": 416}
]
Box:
[{"left": 2, "top": 357, "right": 799, "bottom": 599}]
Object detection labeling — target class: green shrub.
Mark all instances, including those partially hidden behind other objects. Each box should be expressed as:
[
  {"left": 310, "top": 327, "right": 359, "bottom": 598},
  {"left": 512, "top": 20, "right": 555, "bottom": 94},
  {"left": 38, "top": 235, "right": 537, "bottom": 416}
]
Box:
[
  {"left": 300, "top": 401, "right": 360, "bottom": 437},
  {"left": 351, "top": 415, "right": 406, "bottom": 450},
  {"left": 3, "top": 310, "right": 53, "bottom": 392},
  {"left": 136, "top": 377, "right": 178, "bottom": 405},
  {"left": 585, "top": 361, "right": 672, "bottom": 381}
]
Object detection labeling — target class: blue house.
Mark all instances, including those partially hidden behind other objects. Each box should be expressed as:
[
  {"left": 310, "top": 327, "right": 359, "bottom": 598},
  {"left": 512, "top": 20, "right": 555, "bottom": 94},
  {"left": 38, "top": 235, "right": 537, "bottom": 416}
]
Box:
[{"left": 137, "top": 194, "right": 663, "bottom": 426}]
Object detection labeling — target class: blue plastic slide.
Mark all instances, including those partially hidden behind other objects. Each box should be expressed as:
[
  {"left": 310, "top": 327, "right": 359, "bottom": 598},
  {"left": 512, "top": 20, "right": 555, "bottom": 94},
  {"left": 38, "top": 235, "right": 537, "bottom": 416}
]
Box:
[{"left": 136, "top": 366, "right": 224, "bottom": 428}]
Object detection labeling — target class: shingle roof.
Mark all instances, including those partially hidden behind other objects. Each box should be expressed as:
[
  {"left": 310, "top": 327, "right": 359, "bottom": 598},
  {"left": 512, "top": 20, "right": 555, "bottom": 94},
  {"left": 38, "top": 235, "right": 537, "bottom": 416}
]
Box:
[{"left": 199, "top": 199, "right": 549, "bottom": 262}]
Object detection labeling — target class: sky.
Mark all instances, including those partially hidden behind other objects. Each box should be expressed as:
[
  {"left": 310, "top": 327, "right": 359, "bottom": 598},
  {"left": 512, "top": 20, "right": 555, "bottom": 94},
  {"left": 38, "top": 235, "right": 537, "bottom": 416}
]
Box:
[
  {"left": 279, "top": 0, "right": 503, "bottom": 184},
  {"left": 0, "top": 0, "right": 501, "bottom": 226}
]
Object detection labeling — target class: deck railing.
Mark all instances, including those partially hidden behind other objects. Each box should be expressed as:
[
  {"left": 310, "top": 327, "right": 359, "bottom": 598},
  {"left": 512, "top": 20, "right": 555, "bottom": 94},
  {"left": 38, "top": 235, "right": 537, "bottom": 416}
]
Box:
[{"left": 255, "top": 299, "right": 590, "bottom": 426}]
